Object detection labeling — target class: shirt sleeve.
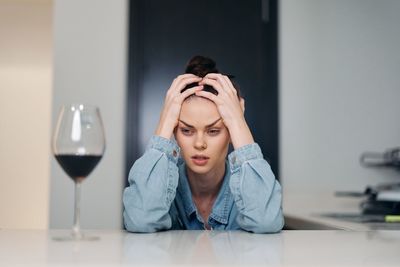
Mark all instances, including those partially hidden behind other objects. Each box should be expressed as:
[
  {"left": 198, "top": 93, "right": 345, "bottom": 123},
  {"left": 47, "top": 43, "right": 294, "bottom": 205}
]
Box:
[
  {"left": 123, "top": 135, "right": 180, "bottom": 232},
  {"left": 228, "top": 143, "right": 284, "bottom": 233}
]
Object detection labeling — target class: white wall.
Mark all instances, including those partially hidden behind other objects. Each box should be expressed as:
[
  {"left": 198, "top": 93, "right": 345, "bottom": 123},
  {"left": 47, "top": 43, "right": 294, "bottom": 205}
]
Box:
[
  {"left": 4, "top": 0, "right": 397, "bottom": 229},
  {"left": 0, "top": 0, "right": 52, "bottom": 229},
  {"left": 279, "top": 0, "right": 400, "bottom": 199},
  {"left": 50, "top": 0, "right": 127, "bottom": 229}
]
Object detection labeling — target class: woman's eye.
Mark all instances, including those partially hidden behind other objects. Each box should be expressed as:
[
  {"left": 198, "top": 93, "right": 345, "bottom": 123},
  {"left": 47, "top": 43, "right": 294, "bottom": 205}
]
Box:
[
  {"left": 208, "top": 129, "right": 220, "bottom": 136},
  {"left": 180, "top": 128, "right": 193, "bottom": 135}
]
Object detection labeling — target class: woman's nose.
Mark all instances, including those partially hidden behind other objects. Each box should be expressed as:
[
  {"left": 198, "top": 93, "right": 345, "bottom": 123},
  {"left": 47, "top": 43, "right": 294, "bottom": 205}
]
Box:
[{"left": 194, "top": 135, "right": 207, "bottom": 150}]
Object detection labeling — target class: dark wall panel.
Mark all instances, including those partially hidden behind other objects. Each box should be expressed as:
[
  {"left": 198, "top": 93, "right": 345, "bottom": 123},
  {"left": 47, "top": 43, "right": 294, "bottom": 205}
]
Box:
[{"left": 126, "top": 0, "right": 279, "bottom": 181}]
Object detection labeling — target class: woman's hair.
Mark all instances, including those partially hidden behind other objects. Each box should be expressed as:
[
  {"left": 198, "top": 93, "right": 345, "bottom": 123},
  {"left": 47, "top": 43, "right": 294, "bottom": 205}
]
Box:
[{"left": 181, "top": 55, "right": 241, "bottom": 99}]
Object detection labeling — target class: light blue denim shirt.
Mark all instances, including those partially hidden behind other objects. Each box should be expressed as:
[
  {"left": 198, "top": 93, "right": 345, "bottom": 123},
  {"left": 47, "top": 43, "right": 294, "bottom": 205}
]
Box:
[{"left": 123, "top": 135, "right": 284, "bottom": 233}]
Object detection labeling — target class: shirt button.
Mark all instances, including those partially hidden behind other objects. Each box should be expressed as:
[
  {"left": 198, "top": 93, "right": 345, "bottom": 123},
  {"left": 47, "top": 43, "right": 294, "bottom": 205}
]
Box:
[{"left": 172, "top": 150, "right": 177, "bottom": 157}]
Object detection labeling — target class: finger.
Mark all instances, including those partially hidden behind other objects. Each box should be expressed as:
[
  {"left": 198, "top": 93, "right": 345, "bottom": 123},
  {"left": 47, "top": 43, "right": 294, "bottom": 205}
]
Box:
[
  {"left": 204, "top": 73, "right": 233, "bottom": 96},
  {"left": 204, "top": 73, "right": 229, "bottom": 87},
  {"left": 178, "top": 85, "right": 203, "bottom": 101},
  {"left": 168, "top": 77, "right": 202, "bottom": 99},
  {"left": 175, "top": 73, "right": 199, "bottom": 82},
  {"left": 222, "top": 75, "right": 238, "bottom": 97},
  {"left": 194, "top": 90, "right": 222, "bottom": 104},
  {"left": 198, "top": 78, "right": 224, "bottom": 95},
  {"left": 175, "top": 76, "right": 202, "bottom": 93},
  {"left": 169, "top": 74, "right": 200, "bottom": 94},
  {"left": 240, "top": 97, "right": 245, "bottom": 113}
]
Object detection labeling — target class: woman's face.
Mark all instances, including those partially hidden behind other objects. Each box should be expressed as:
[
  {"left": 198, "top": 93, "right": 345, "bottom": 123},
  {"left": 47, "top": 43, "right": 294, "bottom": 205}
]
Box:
[{"left": 175, "top": 96, "right": 230, "bottom": 175}]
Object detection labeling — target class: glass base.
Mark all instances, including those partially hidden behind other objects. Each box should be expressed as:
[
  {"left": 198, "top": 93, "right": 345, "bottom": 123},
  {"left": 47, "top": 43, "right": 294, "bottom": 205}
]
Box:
[{"left": 52, "top": 232, "right": 100, "bottom": 241}]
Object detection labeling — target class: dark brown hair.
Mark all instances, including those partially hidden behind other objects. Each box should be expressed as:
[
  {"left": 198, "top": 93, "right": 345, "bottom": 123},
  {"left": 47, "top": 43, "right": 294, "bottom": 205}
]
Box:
[{"left": 181, "top": 55, "right": 241, "bottom": 99}]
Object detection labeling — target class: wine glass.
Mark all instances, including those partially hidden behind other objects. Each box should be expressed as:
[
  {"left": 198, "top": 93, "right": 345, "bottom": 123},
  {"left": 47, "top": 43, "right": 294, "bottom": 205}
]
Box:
[{"left": 52, "top": 104, "right": 105, "bottom": 241}]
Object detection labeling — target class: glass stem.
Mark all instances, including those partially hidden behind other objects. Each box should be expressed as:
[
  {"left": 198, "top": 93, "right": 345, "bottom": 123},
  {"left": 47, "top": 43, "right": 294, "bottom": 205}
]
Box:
[{"left": 72, "top": 180, "right": 82, "bottom": 237}]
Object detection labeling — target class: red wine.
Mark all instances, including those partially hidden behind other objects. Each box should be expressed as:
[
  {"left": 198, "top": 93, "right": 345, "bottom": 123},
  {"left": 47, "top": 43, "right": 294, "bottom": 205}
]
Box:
[{"left": 55, "top": 155, "right": 102, "bottom": 181}]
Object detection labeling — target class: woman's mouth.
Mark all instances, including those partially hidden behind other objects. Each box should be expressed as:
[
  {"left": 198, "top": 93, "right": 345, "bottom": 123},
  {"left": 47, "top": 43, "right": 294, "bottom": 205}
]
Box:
[{"left": 191, "top": 155, "right": 209, "bottom": 166}]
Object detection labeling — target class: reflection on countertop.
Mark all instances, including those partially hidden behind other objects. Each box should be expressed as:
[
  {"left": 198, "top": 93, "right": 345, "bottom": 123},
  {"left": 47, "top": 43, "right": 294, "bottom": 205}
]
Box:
[
  {"left": 122, "top": 230, "right": 283, "bottom": 265},
  {"left": 0, "top": 229, "right": 399, "bottom": 266}
]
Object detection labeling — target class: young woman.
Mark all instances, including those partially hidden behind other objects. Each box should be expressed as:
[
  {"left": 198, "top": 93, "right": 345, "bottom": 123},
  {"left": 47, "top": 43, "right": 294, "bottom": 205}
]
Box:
[{"left": 123, "top": 56, "right": 284, "bottom": 233}]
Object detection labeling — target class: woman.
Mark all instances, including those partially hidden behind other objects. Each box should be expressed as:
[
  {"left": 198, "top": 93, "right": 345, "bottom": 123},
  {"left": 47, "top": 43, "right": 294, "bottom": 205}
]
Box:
[{"left": 123, "top": 56, "right": 284, "bottom": 233}]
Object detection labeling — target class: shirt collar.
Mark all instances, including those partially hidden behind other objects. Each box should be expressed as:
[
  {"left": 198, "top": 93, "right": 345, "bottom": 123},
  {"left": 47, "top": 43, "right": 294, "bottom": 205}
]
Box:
[
  {"left": 178, "top": 164, "right": 197, "bottom": 217},
  {"left": 209, "top": 161, "right": 233, "bottom": 225},
  {"left": 177, "top": 161, "right": 234, "bottom": 225}
]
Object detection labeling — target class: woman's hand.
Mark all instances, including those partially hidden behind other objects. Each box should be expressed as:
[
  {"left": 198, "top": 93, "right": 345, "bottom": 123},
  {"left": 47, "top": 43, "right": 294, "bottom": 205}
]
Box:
[
  {"left": 155, "top": 74, "right": 203, "bottom": 139},
  {"left": 196, "top": 73, "right": 254, "bottom": 149}
]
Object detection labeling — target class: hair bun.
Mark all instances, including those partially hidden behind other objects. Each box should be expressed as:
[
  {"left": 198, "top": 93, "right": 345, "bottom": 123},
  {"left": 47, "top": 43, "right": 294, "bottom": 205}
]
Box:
[{"left": 185, "top": 55, "right": 218, "bottom": 77}]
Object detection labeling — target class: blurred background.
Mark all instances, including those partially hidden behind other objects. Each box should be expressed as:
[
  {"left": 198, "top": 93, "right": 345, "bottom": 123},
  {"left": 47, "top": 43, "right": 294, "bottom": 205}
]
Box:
[{"left": 0, "top": 0, "right": 399, "bottom": 230}]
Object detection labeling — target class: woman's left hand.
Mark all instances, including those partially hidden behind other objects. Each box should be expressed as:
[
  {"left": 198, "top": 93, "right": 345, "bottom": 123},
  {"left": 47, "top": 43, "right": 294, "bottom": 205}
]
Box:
[{"left": 196, "top": 73, "right": 254, "bottom": 149}]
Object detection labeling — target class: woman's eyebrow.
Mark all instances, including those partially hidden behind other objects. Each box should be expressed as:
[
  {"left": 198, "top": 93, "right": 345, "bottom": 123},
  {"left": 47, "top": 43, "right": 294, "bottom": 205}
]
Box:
[
  {"left": 206, "top": 118, "right": 223, "bottom": 127},
  {"left": 179, "top": 118, "right": 222, "bottom": 128},
  {"left": 178, "top": 120, "right": 194, "bottom": 128}
]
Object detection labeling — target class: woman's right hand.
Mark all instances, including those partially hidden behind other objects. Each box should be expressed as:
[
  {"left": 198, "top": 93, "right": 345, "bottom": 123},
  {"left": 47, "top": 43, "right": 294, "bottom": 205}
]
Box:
[{"left": 155, "top": 74, "right": 203, "bottom": 139}]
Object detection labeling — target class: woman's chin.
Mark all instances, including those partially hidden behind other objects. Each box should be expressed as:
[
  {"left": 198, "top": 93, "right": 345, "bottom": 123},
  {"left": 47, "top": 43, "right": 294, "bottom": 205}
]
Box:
[{"left": 186, "top": 161, "right": 212, "bottom": 174}]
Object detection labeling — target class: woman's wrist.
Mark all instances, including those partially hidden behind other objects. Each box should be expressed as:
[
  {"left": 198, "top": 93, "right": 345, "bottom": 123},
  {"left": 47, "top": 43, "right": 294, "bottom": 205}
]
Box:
[
  {"left": 155, "top": 120, "right": 175, "bottom": 139},
  {"left": 228, "top": 119, "right": 254, "bottom": 150}
]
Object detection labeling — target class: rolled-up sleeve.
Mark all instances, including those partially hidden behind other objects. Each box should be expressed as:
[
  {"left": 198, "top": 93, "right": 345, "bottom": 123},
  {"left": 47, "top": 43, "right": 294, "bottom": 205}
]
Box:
[
  {"left": 123, "top": 135, "right": 180, "bottom": 232},
  {"left": 228, "top": 143, "right": 284, "bottom": 233}
]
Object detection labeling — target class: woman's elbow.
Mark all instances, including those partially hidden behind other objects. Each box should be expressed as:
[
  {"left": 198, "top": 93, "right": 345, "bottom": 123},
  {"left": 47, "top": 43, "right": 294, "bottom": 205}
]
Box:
[
  {"left": 240, "top": 209, "right": 285, "bottom": 234},
  {"left": 124, "top": 211, "right": 152, "bottom": 233},
  {"left": 123, "top": 210, "right": 171, "bottom": 233},
  {"left": 258, "top": 214, "right": 285, "bottom": 233}
]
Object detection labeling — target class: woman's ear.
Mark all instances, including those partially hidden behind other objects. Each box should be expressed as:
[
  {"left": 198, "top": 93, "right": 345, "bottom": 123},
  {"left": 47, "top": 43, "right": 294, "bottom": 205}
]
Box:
[
  {"left": 172, "top": 127, "right": 179, "bottom": 144},
  {"left": 240, "top": 97, "right": 245, "bottom": 114}
]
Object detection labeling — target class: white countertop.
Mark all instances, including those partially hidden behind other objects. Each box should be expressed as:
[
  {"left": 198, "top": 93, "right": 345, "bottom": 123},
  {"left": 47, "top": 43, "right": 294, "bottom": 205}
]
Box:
[
  {"left": 1, "top": 229, "right": 399, "bottom": 266},
  {"left": 283, "top": 194, "right": 400, "bottom": 230}
]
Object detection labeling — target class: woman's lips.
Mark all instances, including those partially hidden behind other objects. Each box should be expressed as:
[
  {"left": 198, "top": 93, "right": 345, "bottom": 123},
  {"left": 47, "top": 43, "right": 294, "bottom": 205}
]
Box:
[{"left": 191, "top": 155, "right": 209, "bottom": 166}]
